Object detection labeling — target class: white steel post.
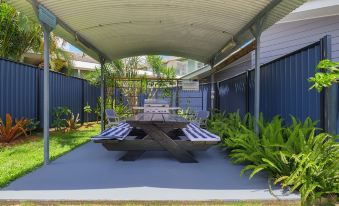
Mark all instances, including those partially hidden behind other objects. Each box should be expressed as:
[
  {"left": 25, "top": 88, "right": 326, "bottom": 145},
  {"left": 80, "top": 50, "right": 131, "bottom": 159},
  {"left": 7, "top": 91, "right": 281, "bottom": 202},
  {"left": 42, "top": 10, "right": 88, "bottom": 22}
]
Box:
[
  {"left": 100, "top": 58, "right": 106, "bottom": 132},
  {"left": 211, "top": 73, "right": 215, "bottom": 110},
  {"left": 43, "top": 25, "right": 51, "bottom": 165},
  {"left": 254, "top": 24, "right": 262, "bottom": 134}
]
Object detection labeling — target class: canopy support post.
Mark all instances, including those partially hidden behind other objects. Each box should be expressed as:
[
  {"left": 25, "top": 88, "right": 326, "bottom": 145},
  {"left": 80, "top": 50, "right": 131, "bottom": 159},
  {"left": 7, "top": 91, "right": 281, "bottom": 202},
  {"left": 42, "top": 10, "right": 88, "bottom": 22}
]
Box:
[
  {"left": 321, "top": 35, "right": 337, "bottom": 134},
  {"left": 210, "top": 73, "right": 215, "bottom": 110},
  {"left": 210, "top": 60, "right": 216, "bottom": 111},
  {"left": 99, "top": 57, "right": 106, "bottom": 132},
  {"left": 42, "top": 24, "right": 52, "bottom": 165},
  {"left": 252, "top": 21, "right": 263, "bottom": 135}
]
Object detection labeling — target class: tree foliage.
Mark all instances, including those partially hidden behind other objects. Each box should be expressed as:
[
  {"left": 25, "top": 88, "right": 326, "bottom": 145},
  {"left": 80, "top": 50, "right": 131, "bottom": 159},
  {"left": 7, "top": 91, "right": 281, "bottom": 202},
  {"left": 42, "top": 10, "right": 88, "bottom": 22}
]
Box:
[
  {"left": 0, "top": 2, "right": 41, "bottom": 60},
  {"left": 0, "top": 2, "right": 74, "bottom": 74},
  {"left": 309, "top": 59, "right": 339, "bottom": 92},
  {"left": 84, "top": 55, "right": 176, "bottom": 107}
]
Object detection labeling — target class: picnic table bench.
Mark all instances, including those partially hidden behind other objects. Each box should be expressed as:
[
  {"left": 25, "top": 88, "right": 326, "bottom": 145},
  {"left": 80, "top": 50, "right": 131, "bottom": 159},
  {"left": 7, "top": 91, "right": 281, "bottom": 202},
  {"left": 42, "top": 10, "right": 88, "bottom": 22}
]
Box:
[{"left": 93, "top": 113, "right": 219, "bottom": 163}]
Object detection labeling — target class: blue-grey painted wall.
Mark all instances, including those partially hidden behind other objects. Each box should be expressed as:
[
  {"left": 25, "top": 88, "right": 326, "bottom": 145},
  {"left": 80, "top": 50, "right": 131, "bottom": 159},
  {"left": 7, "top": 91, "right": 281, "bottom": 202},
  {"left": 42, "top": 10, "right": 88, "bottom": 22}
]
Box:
[{"left": 0, "top": 58, "right": 101, "bottom": 126}]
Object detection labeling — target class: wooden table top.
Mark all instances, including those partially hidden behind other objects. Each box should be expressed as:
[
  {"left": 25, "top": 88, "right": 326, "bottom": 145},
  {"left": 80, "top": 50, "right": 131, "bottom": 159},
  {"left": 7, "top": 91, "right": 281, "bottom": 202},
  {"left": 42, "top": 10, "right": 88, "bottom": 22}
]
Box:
[
  {"left": 127, "top": 113, "right": 188, "bottom": 125},
  {"left": 132, "top": 106, "right": 181, "bottom": 110}
]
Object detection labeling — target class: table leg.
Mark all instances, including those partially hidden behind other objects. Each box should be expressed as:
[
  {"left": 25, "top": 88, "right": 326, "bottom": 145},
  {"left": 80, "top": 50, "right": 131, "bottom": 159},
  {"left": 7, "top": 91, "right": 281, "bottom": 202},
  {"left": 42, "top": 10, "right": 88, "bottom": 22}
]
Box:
[
  {"left": 143, "top": 125, "right": 197, "bottom": 163},
  {"left": 119, "top": 135, "right": 150, "bottom": 161}
]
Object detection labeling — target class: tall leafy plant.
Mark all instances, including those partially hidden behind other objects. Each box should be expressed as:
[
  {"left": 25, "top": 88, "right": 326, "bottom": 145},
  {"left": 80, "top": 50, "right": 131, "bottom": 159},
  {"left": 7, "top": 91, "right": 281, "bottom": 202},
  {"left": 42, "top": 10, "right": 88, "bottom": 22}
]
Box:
[
  {"left": 207, "top": 112, "right": 338, "bottom": 205},
  {"left": 275, "top": 131, "right": 339, "bottom": 204},
  {"left": 309, "top": 59, "right": 339, "bottom": 92},
  {"left": 0, "top": 114, "right": 29, "bottom": 143},
  {"left": 52, "top": 106, "right": 71, "bottom": 131}
]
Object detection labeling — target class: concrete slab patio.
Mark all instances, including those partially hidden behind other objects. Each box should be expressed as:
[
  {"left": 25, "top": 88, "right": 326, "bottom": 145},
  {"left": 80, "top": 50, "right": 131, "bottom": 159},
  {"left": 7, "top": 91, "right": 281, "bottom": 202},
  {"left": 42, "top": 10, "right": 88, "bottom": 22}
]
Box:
[{"left": 0, "top": 142, "right": 299, "bottom": 201}]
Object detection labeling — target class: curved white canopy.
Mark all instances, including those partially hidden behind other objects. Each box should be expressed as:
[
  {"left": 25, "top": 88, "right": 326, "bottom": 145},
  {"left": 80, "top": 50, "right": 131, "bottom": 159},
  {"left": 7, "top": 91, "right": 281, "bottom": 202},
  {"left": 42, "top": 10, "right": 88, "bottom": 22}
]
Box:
[{"left": 9, "top": 0, "right": 305, "bottom": 63}]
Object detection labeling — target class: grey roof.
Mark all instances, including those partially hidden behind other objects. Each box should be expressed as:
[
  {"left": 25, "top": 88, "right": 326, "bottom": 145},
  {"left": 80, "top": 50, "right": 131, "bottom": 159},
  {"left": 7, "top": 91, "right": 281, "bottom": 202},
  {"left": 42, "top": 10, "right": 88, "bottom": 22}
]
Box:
[{"left": 8, "top": 0, "right": 306, "bottom": 63}]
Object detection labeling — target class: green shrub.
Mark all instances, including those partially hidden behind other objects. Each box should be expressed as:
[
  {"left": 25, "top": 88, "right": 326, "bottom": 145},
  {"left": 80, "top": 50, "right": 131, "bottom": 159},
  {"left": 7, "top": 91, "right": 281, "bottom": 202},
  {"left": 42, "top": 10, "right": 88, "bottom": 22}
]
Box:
[
  {"left": 66, "top": 112, "right": 80, "bottom": 130},
  {"left": 25, "top": 119, "right": 40, "bottom": 135},
  {"left": 207, "top": 112, "right": 338, "bottom": 205},
  {"left": 275, "top": 131, "right": 339, "bottom": 204},
  {"left": 309, "top": 59, "right": 339, "bottom": 92},
  {"left": 52, "top": 106, "right": 71, "bottom": 131},
  {"left": 83, "top": 104, "right": 92, "bottom": 122}
]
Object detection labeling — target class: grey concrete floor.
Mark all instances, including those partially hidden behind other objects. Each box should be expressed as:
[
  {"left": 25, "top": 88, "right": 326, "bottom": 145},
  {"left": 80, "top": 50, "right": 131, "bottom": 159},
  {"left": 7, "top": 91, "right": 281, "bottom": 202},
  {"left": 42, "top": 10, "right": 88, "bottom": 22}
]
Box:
[{"left": 0, "top": 142, "right": 299, "bottom": 201}]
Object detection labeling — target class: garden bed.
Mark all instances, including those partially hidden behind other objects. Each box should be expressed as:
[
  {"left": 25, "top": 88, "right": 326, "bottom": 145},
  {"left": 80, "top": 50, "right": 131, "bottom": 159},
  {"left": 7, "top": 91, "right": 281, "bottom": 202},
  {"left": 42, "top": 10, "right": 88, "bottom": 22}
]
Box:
[{"left": 0, "top": 123, "right": 100, "bottom": 187}]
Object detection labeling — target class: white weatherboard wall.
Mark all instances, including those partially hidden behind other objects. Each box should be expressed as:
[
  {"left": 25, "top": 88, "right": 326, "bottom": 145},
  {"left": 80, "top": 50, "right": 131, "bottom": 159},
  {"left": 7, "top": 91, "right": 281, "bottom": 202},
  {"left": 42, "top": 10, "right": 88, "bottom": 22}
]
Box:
[
  {"left": 258, "top": 14, "right": 339, "bottom": 65},
  {"left": 215, "top": 14, "right": 339, "bottom": 82}
]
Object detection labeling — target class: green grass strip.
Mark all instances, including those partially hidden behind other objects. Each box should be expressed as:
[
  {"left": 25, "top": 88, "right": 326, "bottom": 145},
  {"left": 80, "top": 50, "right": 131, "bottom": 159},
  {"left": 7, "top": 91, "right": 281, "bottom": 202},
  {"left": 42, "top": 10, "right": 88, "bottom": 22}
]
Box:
[{"left": 0, "top": 124, "right": 100, "bottom": 187}]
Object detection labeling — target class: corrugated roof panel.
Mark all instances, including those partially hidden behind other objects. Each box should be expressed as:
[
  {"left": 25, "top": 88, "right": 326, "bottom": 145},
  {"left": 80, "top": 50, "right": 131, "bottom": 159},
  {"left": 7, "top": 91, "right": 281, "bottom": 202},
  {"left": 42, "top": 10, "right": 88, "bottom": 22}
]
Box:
[{"left": 8, "top": 0, "right": 305, "bottom": 63}]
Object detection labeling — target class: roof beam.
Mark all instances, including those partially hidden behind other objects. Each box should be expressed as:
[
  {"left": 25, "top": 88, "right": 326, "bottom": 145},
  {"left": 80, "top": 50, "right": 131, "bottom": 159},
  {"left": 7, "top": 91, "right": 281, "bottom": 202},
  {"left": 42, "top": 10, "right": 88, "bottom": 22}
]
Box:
[
  {"left": 211, "top": 0, "right": 282, "bottom": 65},
  {"left": 213, "top": 40, "right": 256, "bottom": 72},
  {"left": 29, "top": 0, "right": 111, "bottom": 61}
]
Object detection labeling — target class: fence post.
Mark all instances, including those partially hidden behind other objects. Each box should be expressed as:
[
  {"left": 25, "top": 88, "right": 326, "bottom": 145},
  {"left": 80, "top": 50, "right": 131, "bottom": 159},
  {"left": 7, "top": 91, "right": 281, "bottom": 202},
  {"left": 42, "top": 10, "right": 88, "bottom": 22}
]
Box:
[
  {"left": 245, "top": 71, "right": 250, "bottom": 114},
  {"left": 321, "top": 35, "right": 337, "bottom": 134}
]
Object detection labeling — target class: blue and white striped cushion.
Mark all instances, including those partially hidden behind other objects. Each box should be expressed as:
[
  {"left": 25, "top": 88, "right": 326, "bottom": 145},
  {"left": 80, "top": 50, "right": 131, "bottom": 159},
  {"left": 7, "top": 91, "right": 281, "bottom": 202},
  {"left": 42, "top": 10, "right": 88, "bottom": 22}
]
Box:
[
  {"left": 92, "top": 123, "right": 132, "bottom": 140},
  {"left": 186, "top": 122, "right": 200, "bottom": 129},
  {"left": 183, "top": 125, "right": 220, "bottom": 142},
  {"left": 116, "top": 122, "right": 131, "bottom": 128}
]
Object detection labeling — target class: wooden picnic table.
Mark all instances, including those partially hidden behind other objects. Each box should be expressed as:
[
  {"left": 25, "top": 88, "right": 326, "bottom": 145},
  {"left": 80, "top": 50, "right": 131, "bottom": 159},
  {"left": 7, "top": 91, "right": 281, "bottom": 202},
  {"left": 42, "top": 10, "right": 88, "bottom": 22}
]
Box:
[{"left": 123, "top": 113, "right": 197, "bottom": 163}]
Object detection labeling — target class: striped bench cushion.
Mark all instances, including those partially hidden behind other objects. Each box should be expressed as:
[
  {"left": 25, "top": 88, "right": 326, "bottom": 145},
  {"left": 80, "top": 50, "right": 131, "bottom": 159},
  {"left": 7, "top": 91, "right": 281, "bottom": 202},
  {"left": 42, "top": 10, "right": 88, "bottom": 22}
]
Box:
[
  {"left": 91, "top": 123, "right": 132, "bottom": 140},
  {"left": 183, "top": 123, "right": 220, "bottom": 142},
  {"left": 186, "top": 122, "right": 200, "bottom": 129},
  {"left": 116, "top": 122, "right": 131, "bottom": 128}
]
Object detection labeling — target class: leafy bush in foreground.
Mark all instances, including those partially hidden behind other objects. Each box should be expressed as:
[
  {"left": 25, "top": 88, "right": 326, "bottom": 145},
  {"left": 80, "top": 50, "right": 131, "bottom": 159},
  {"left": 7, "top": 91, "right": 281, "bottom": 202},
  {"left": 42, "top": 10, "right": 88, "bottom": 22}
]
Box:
[
  {"left": 0, "top": 114, "right": 29, "bottom": 143},
  {"left": 207, "top": 111, "right": 339, "bottom": 205}
]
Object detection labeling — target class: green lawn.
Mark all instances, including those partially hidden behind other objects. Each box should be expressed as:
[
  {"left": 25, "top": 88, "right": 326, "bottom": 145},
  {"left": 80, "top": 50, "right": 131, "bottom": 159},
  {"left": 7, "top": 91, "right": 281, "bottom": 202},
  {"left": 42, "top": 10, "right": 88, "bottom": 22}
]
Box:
[{"left": 0, "top": 123, "right": 100, "bottom": 187}]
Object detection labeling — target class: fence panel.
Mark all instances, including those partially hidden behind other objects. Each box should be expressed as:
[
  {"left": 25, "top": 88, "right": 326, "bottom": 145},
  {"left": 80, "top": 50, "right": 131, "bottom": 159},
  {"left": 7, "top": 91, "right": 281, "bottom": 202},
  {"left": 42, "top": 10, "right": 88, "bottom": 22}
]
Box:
[
  {"left": 218, "top": 73, "right": 247, "bottom": 116},
  {"left": 248, "top": 42, "right": 322, "bottom": 124},
  {"left": 0, "top": 59, "right": 39, "bottom": 121},
  {"left": 219, "top": 39, "right": 323, "bottom": 125},
  {"left": 83, "top": 81, "right": 101, "bottom": 122},
  {"left": 179, "top": 88, "right": 204, "bottom": 112},
  {"left": 0, "top": 58, "right": 101, "bottom": 126}
]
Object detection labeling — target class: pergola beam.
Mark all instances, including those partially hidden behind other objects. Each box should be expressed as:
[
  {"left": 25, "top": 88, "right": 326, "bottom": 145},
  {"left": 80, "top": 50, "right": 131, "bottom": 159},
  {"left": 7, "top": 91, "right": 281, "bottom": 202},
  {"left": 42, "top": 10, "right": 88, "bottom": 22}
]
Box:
[
  {"left": 29, "top": 0, "right": 111, "bottom": 62},
  {"left": 211, "top": 0, "right": 282, "bottom": 65}
]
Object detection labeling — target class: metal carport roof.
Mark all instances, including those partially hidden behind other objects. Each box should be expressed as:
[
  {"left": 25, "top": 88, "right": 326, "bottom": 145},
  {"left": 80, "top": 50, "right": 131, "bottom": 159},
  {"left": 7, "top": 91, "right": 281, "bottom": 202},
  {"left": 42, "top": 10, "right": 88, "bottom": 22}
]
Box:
[{"left": 8, "top": 0, "right": 305, "bottom": 64}]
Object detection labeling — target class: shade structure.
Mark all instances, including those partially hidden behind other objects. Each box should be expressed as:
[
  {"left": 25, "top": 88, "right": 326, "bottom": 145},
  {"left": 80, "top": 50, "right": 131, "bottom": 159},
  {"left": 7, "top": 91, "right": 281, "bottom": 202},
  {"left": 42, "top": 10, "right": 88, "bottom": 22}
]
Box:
[{"left": 8, "top": 0, "right": 305, "bottom": 64}]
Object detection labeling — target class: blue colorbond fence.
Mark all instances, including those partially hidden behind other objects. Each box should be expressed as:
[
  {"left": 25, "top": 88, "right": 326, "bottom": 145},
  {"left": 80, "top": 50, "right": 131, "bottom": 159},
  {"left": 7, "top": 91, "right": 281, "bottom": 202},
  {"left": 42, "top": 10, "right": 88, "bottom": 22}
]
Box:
[
  {"left": 0, "top": 58, "right": 101, "bottom": 126},
  {"left": 249, "top": 41, "right": 322, "bottom": 125},
  {"left": 218, "top": 37, "right": 326, "bottom": 126},
  {"left": 218, "top": 74, "right": 248, "bottom": 116}
]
